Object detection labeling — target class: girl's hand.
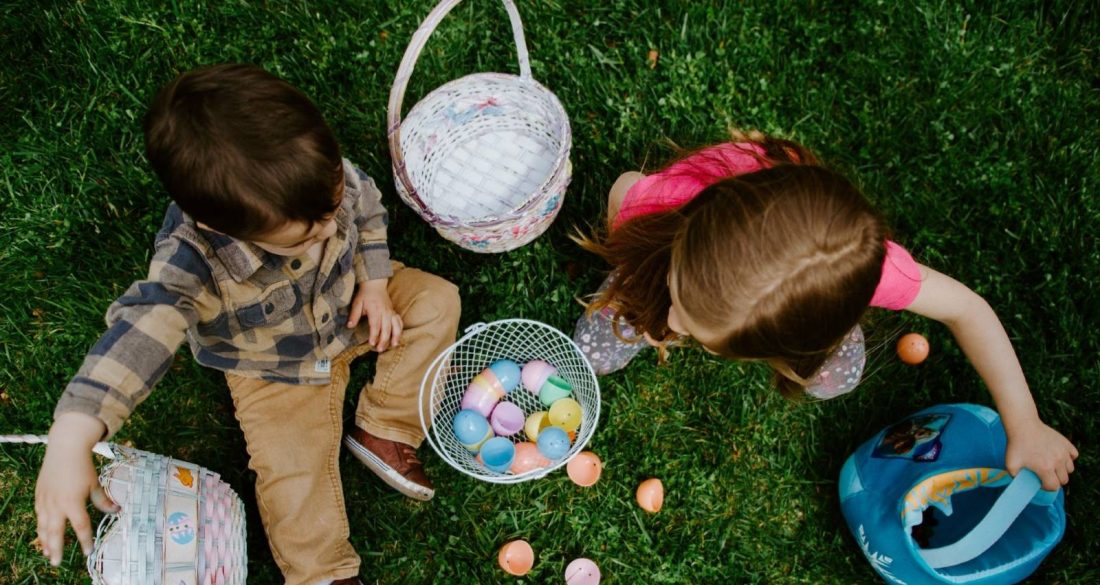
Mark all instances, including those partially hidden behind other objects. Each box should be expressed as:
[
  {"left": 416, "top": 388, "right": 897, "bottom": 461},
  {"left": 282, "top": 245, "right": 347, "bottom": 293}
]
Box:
[
  {"left": 35, "top": 413, "right": 118, "bottom": 566},
  {"left": 347, "top": 278, "right": 403, "bottom": 352},
  {"left": 1005, "top": 420, "right": 1078, "bottom": 491}
]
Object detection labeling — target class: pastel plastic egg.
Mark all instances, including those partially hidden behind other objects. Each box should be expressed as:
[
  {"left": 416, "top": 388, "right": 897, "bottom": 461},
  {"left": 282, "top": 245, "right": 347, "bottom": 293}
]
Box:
[
  {"left": 490, "top": 402, "right": 526, "bottom": 437},
  {"left": 461, "top": 371, "right": 506, "bottom": 417},
  {"left": 521, "top": 360, "right": 557, "bottom": 395},
  {"left": 538, "top": 375, "right": 573, "bottom": 407},
  {"left": 636, "top": 478, "right": 664, "bottom": 513},
  {"left": 498, "top": 539, "right": 535, "bottom": 576},
  {"left": 510, "top": 442, "right": 551, "bottom": 474},
  {"left": 480, "top": 437, "right": 516, "bottom": 473},
  {"left": 488, "top": 359, "right": 522, "bottom": 393},
  {"left": 566, "top": 451, "right": 602, "bottom": 487},
  {"left": 897, "top": 332, "right": 930, "bottom": 365},
  {"left": 524, "top": 411, "right": 551, "bottom": 441},
  {"left": 565, "top": 558, "right": 601, "bottom": 585},
  {"left": 452, "top": 410, "right": 493, "bottom": 452},
  {"left": 536, "top": 426, "right": 571, "bottom": 460},
  {"left": 548, "top": 397, "right": 583, "bottom": 432}
]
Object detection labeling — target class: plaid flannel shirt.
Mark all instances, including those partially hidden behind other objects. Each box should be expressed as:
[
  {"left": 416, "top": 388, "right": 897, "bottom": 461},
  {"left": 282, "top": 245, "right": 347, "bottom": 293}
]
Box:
[{"left": 55, "top": 160, "right": 392, "bottom": 438}]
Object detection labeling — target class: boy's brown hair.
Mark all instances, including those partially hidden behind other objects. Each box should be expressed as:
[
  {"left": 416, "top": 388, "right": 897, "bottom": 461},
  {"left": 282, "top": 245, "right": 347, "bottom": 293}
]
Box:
[
  {"left": 144, "top": 63, "right": 343, "bottom": 239},
  {"left": 578, "top": 136, "right": 888, "bottom": 398}
]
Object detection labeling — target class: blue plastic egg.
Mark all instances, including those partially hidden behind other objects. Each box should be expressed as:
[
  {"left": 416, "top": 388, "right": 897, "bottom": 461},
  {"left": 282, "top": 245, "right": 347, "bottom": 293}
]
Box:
[
  {"left": 536, "top": 426, "right": 571, "bottom": 460},
  {"left": 488, "top": 359, "right": 522, "bottom": 393},
  {"left": 452, "top": 409, "right": 493, "bottom": 452},
  {"left": 481, "top": 437, "right": 516, "bottom": 473}
]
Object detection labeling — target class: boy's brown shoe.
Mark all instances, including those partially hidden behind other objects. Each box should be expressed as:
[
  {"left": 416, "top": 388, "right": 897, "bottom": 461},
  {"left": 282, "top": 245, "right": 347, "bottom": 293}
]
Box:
[
  {"left": 344, "top": 427, "right": 434, "bottom": 501},
  {"left": 331, "top": 578, "right": 363, "bottom": 585}
]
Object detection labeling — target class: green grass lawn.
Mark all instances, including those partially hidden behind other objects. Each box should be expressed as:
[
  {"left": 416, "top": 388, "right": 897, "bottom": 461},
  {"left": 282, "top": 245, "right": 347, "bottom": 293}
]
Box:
[{"left": 2, "top": 0, "right": 1098, "bottom": 583}]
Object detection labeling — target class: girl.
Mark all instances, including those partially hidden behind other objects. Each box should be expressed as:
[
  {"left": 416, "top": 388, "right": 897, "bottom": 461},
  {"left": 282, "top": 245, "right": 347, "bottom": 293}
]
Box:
[{"left": 574, "top": 131, "right": 1077, "bottom": 491}]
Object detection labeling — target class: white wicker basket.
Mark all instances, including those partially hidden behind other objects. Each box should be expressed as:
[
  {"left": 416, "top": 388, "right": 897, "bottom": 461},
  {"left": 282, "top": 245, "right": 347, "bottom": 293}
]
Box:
[
  {"left": 387, "top": 0, "right": 572, "bottom": 253},
  {"left": 0, "top": 436, "right": 247, "bottom": 585},
  {"left": 420, "top": 320, "right": 600, "bottom": 483}
]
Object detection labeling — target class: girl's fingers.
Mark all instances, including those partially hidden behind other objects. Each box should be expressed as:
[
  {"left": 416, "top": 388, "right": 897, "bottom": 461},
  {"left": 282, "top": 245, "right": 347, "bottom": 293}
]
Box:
[
  {"left": 1056, "top": 466, "right": 1069, "bottom": 486},
  {"left": 90, "top": 483, "right": 119, "bottom": 514},
  {"left": 44, "top": 515, "right": 64, "bottom": 566}
]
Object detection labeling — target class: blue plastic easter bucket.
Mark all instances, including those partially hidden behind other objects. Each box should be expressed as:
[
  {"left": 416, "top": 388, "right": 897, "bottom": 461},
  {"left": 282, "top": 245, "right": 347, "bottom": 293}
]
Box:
[{"left": 839, "top": 404, "right": 1065, "bottom": 584}]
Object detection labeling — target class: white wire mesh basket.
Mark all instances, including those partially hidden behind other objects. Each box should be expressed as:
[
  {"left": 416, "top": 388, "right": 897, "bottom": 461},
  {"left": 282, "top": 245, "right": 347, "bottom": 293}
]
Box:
[
  {"left": 0, "top": 436, "right": 246, "bottom": 585},
  {"left": 387, "top": 0, "right": 572, "bottom": 253},
  {"left": 420, "top": 319, "right": 600, "bottom": 483}
]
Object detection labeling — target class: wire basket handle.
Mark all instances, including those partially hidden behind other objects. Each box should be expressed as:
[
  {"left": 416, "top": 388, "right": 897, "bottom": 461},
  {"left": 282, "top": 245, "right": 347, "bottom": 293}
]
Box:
[
  {"left": 387, "top": 0, "right": 533, "bottom": 220},
  {"left": 0, "top": 434, "right": 116, "bottom": 459}
]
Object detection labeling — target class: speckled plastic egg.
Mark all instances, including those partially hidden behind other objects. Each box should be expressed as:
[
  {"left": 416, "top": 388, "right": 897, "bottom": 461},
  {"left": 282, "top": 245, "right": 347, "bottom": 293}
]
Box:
[
  {"left": 452, "top": 409, "right": 493, "bottom": 452},
  {"left": 510, "top": 442, "right": 551, "bottom": 474},
  {"left": 488, "top": 359, "right": 522, "bottom": 393},
  {"left": 498, "top": 539, "right": 535, "bottom": 576},
  {"left": 565, "top": 558, "right": 601, "bottom": 585},
  {"left": 490, "top": 402, "right": 526, "bottom": 437},
  {"left": 897, "top": 332, "right": 930, "bottom": 365},
  {"left": 548, "top": 397, "right": 582, "bottom": 432},
  {"left": 480, "top": 437, "right": 516, "bottom": 473},
  {"left": 536, "top": 426, "right": 571, "bottom": 460},
  {"left": 566, "top": 451, "right": 602, "bottom": 487},
  {"left": 521, "top": 360, "right": 557, "bottom": 395}
]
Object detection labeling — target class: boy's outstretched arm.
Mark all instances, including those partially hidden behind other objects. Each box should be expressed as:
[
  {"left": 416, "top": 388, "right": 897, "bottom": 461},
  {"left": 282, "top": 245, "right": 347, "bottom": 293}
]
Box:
[
  {"left": 37, "top": 223, "right": 213, "bottom": 566},
  {"left": 905, "top": 264, "right": 1078, "bottom": 490}
]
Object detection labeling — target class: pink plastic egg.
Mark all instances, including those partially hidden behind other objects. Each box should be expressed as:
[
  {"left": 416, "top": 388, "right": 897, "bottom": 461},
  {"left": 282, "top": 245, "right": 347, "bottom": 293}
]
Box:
[
  {"left": 461, "top": 370, "right": 506, "bottom": 417},
  {"left": 510, "top": 442, "right": 551, "bottom": 474},
  {"left": 490, "top": 402, "right": 526, "bottom": 436},
  {"left": 498, "top": 539, "right": 535, "bottom": 576},
  {"left": 521, "top": 360, "right": 557, "bottom": 395},
  {"left": 565, "top": 558, "right": 601, "bottom": 585},
  {"left": 566, "top": 451, "right": 602, "bottom": 487},
  {"left": 636, "top": 478, "right": 664, "bottom": 513}
]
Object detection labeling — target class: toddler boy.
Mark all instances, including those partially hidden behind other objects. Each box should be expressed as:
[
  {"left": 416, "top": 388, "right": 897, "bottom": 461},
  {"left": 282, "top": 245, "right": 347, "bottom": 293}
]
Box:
[{"left": 34, "top": 64, "right": 460, "bottom": 585}]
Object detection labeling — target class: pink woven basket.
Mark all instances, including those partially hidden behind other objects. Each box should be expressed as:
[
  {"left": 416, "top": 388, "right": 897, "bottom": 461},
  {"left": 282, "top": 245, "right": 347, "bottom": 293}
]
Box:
[{"left": 387, "top": 0, "right": 572, "bottom": 253}]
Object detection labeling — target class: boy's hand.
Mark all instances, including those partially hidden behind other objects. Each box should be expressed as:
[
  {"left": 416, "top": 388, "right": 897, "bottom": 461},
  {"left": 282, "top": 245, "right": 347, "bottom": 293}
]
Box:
[
  {"left": 1005, "top": 420, "right": 1078, "bottom": 491},
  {"left": 348, "top": 278, "right": 402, "bottom": 351},
  {"left": 35, "top": 413, "right": 118, "bottom": 566}
]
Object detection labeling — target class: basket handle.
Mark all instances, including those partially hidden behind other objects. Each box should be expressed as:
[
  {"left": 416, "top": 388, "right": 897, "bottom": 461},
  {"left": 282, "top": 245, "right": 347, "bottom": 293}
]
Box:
[
  {"left": 387, "top": 0, "right": 533, "bottom": 220},
  {"left": 0, "top": 434, "right": 116, "bottom": 459},
  {"left": 918, "top": 468, "right": 1059, "bottom": 569}
]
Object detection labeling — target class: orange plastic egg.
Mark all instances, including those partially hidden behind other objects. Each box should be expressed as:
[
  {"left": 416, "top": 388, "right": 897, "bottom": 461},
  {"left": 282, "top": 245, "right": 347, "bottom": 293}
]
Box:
[
  {"left": 497, "top": 539, "right": 535, "bottom": 576},
  {"left": 897, "top": 333, "right": 930, "bottom": 365},
  {"left": 636, "top": 478, "right": 664, "bottom": 513},
  {"left": 511, "top": 441, "right": 551, "bottom": 474},
  {"left": 566, "top": 451, "right": 603, "bottom": 487}
]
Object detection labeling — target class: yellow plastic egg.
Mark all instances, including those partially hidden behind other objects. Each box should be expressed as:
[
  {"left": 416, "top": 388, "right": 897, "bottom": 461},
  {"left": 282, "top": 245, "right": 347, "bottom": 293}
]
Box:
[
  {"left": 636, "top": 478, "right": 664, "bottom": 513},
  {"left": 566, "top": 451, "right": 602, "bottom": 487},
  {"left": 548, "top": 397, "right": 582, "bottom": 433},
  {"left": 497, "top": 539, "right": 535, "bottom": 576},
  {"left": 524, "top": 411, "right": 551, "bottom": 441}
]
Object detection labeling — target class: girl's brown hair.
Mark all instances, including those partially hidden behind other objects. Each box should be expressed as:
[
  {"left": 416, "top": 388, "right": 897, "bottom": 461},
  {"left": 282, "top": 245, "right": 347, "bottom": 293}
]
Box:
[{"left": 577, "top": 134, "right": 888, "bottom": 398}]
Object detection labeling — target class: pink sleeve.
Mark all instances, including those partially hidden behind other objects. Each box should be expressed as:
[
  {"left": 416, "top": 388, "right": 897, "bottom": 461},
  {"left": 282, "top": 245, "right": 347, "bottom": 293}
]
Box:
[
  {"left": 869, "top": 240, "right": 923, "bottom": 310},
  {"left": 613, "top": 143, "right": 768, "bottom": 229}
]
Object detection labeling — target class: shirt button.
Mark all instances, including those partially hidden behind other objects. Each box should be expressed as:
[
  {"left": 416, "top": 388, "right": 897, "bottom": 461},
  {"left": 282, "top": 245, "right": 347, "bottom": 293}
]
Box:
[
  {"left": 290, "top": 259, "right": 302, "bottom": 270},
  {"left": 264, "top": 303, "right": 274, "bottom": 314},
  {"left": 321, "top": 313, "right": 329, "bottom": 323},
  {"left": 327, "top": 334, "right": 335, "bottom": 344}
]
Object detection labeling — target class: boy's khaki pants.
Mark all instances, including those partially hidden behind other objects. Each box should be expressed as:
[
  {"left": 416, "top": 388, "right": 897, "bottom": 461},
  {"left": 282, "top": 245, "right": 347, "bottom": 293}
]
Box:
[{"left": 225, "top": 263, "right": 460, "bottom": 585}]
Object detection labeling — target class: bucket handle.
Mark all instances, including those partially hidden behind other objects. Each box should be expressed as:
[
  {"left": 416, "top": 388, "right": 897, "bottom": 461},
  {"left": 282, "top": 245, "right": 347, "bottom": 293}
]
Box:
[
  {"left": 387, "top": 0, "right": 533, "bottom": 222},
  {"left": 919, "top": 468, "right": 1058, "bottom": 569}
]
